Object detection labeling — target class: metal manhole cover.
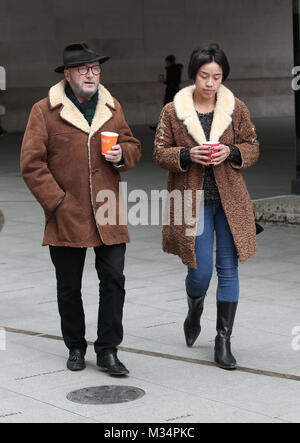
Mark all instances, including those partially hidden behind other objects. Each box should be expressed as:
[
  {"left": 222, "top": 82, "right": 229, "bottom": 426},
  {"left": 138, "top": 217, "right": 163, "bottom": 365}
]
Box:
[{"left": 66, "top": 385, "right": 145, "bottom": 405}]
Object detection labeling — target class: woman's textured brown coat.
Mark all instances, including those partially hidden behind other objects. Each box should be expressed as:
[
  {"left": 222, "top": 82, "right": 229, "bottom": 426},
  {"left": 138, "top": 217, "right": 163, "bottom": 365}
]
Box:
[
  {"left": 21, "top": 80, "right": 141, "bottom": 247},
  {"left": 153, "top": 84, "right": 259, "bottom": 269}
]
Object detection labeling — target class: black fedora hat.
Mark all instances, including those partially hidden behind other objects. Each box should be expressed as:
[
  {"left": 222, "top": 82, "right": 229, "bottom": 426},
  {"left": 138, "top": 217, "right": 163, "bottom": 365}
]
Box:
[{"left": 55, "top": 42, "right": 110, "bottom": 73}]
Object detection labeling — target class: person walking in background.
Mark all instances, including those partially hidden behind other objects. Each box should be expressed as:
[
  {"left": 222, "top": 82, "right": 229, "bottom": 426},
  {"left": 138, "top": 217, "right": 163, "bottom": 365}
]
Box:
[
  {"left": 163, "top": 54, "right": 183, "bottom": 105},
  {"left": 20, "top": 42, "right": 141, "bottom": 376},
  {"left": 154, "top": 43, "right": 259, "bottom": 370},
  {"left": 150, "top": 55, "right": 183, "bottom": 131},
  {"left": 0, "top": 105, "right": 7, "bottom": 136}
]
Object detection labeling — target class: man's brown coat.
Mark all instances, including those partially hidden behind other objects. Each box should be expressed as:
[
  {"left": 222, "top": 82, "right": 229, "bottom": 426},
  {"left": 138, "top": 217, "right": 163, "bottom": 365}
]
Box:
[{"left": 21, "top": 80, "right": 141, "bottom": 247}]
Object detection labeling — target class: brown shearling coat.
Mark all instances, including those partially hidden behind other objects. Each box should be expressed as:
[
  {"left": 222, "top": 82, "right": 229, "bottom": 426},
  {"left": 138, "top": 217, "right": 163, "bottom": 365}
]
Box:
[
  {"left": 153, "top": 84, "right": 259, "bottom": 269},
  {"left": 21, "top": 80, "right": 141, "bottom": 247}
]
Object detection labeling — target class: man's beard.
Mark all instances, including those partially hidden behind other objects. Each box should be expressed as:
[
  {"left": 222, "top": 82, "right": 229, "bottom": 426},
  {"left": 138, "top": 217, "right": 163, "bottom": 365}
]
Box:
[
  {"left": 69, "top": 74, "right": 99, "bottom": 101},
  {"left": 77, "top": 83, "right": 98, "bottom": 99}
]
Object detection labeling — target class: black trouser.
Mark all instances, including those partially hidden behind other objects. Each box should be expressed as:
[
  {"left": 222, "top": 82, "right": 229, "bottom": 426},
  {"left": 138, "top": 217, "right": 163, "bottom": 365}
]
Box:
[
  {"left": 164, "top": 86, "right": 179, "bottom": 105},
  {"left": 49, "top": 244, "right": 126, "bottom": 355}
]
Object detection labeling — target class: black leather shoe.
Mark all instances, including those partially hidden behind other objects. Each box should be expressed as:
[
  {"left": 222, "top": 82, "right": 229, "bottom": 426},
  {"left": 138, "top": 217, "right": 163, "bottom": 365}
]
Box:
[
  {"left": 97, "top": 349, "right": 129, "bottom": 376},
  {"left": 67, "top": 349, "right": 86, "bottom": 371}
]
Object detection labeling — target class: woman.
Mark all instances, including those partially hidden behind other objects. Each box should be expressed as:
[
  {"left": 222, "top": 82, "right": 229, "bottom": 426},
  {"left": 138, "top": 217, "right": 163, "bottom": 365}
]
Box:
[{"left": 153, "top": 43, "right": 259, "bottom": 370}]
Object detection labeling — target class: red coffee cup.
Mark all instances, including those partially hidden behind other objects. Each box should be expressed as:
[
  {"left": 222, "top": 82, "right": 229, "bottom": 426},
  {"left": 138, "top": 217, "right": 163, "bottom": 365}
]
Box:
[
  {"left": 202, "top": 141, "right": 220, "bottom": 165},
  {"left": 101, "top": 131, "right": 119, "bottom": 155}
]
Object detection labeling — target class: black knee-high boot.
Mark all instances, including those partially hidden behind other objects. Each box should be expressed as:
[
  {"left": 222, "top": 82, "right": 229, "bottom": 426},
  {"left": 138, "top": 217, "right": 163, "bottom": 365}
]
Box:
[
  {"left": 184, "top": 294, "right": 205, "bottom": 347},
  {"left": 214, "top": 301, "right": 238, "bottom": 370}
]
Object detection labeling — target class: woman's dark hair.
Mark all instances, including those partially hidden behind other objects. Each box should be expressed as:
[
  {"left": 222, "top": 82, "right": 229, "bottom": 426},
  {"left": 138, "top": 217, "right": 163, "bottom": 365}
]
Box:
[{"left": 188, "top": 43, "right": 230, "bottom": 82}]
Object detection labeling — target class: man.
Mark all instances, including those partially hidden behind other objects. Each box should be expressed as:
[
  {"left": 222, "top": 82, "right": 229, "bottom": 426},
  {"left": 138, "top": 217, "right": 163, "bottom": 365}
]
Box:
[
  {"left": 163, "top": 54, "right": 183, "bottom": 105},
  {"left": 0, "top": 105, "right": 7, "bottom": 136},
  {"left": 20, "top": 42, "right": 141, "bottom": 376},
  {"left": 150, "top": 54, "right": 183, "bottom": 130}
]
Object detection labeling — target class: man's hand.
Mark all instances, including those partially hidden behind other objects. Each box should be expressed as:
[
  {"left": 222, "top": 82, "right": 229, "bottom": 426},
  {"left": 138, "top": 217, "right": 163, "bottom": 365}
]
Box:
[
  {"left": 105, "top": 144, "right": 123, "bottom": 164},
  {"left": 211, "top": 144, "right": 230, "bottom": 166}
]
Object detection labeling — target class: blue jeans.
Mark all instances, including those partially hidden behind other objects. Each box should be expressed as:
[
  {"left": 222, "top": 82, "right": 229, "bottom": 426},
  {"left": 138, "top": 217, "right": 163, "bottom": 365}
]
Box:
[{"left": 186, "top": 203, "right": 239, "bottom": 302}]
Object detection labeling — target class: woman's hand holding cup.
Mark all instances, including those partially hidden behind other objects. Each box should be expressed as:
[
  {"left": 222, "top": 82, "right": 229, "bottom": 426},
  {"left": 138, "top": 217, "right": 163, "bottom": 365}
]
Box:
[
  {"left": 210, "top": 144, "right": 230, "bottom": 166},
  {"left": 190, "top": 145, "right": 211, "bottom": 166},
  {"left": 190, "top": 142, "right": 230, "bottom": 166}
]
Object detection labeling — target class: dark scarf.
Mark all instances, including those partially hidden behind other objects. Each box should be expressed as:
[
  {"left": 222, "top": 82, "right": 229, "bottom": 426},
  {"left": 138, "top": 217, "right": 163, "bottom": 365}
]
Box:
[{"left": 65, "top": 82, "right": 98, "bottom": 126}]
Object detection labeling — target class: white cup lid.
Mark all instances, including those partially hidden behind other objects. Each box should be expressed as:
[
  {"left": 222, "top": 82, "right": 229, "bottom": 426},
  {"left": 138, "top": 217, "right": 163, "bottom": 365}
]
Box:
[{"left": 101, "top": 132, "right": 119, "bottom": 137}]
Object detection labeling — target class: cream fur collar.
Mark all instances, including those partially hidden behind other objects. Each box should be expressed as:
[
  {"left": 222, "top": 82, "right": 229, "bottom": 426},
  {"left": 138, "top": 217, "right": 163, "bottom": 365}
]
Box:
[
  {"left": 48, "top": 80, "right": 115, "bottom": 135},
  {"left": 174, "top": 84, "right": 235, "bottom": 144}
]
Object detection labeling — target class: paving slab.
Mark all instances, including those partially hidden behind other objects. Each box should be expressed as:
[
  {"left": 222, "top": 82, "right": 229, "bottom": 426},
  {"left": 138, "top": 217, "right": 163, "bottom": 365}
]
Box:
[{"left": 0, "top": 333, "right": 293, "bottom": 424}]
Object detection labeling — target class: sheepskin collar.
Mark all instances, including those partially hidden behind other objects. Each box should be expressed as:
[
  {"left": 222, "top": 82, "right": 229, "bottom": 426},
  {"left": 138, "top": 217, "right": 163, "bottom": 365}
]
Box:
[
  {"left": 48, "top": 80, "right": 116, "bottom": 135},
  {"left": 174, "top": 84, "right": 235, "bottom": 144}
]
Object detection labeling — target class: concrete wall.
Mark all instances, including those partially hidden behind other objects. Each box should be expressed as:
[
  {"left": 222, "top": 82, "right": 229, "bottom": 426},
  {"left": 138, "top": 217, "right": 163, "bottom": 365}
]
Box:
[{"left": 0, "top": 0, "right": 294, "bottom": 131}]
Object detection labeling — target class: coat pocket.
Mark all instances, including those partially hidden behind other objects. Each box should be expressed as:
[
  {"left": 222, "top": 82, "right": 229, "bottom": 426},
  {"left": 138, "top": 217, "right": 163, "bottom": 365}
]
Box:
[{"left": 54, "top": 192, "right": 90, "bottom": 243}]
